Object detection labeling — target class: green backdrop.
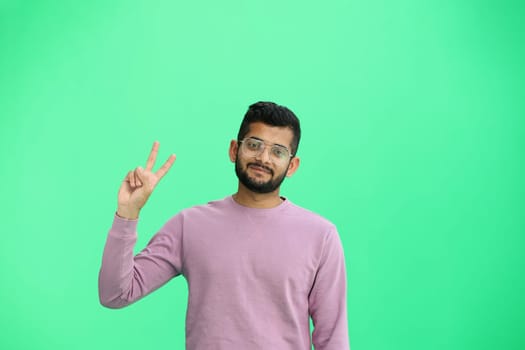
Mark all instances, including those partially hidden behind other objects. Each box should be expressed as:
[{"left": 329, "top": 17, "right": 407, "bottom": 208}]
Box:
[{"left": 1, "top": 0, "right": 523, "bottom": 349}]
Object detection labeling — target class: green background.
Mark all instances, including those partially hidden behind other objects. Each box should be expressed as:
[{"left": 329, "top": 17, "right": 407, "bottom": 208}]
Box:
[{"left": 1, "top": 0, "right": 523, "bottom": 349}]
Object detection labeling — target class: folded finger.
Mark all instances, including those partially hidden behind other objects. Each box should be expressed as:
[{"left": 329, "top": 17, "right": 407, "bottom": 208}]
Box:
[{"left": 124, "top": 171, "right": 132, "bottom": 187}]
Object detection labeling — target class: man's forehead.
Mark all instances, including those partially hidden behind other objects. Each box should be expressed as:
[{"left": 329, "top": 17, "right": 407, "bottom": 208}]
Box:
[{"left": 245, "top": 122, "right": 294, "bottom": 148}]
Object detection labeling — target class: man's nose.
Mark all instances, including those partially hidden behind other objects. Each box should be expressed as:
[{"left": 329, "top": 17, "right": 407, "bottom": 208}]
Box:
[{"left": 255, "top": 146, "right": 272, "bottom": 163}]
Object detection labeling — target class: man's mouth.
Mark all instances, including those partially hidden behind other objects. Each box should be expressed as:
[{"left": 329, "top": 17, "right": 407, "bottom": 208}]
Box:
[{"left": 248, "top": 163, "right": 273, "bottom": 175}]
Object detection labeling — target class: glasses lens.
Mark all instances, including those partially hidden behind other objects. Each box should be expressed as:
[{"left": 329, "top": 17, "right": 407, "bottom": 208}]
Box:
[
  {"left": 271, "top": 145, "right": 289, "bottom": 160},
  {"left": 241, "top": 138, "right": 290, "bottom": 162},
  {"left": 243, "top": 138, "right": 262, "bottom": 154}
]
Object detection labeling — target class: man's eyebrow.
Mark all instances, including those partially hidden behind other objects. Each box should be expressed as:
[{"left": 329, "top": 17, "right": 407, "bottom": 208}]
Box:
[{"left": 248, "top": 136, "right": 289, "bottom": 150}]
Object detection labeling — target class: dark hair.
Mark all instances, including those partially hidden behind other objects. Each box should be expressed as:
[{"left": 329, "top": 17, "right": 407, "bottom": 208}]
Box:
[{"left": 237, "top": 101, "right": 301, "bottom": 156}]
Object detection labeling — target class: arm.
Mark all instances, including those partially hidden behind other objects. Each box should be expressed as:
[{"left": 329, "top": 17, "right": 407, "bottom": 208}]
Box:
[
  {"left": 309, "top": 226, "right": 350, "bottom": 349},
  {"left": 98, "top": 214, "right": 183, "bottom": 308},
  {"left": 98, "top": 141, "right": 178, "bottom": 308}
]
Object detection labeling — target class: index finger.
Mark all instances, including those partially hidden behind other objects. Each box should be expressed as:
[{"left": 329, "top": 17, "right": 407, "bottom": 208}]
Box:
[{"left": 145, "top": 141, "right": 159, "bottom": 171}]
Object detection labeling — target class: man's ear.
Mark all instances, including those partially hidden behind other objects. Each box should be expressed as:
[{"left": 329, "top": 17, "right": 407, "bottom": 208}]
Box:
[
  {"left": 286, "top": 156, "right": 300, "bottom": 177},
  {"left": 229, "top": 140, "right": 238, "bottom": 162}
]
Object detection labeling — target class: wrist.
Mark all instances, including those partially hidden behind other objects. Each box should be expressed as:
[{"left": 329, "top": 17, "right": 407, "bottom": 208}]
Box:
[{"left": 116, "top": 206, "right": 139, "bottom": 220}]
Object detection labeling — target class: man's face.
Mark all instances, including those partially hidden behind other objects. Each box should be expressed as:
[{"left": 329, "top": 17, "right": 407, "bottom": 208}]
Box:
[{"left": 230, "top": 122, "right": 299, "bottom": 194}]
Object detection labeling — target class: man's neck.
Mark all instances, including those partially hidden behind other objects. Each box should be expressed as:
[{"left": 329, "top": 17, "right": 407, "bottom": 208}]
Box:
[{"left": 233, "top": 185, "right": 283, "bottom": 209}]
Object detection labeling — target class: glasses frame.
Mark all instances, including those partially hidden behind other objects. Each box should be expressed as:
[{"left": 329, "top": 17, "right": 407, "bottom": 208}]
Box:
[{"left": 238, "top": 137, "right": 294, "bottom": 162}]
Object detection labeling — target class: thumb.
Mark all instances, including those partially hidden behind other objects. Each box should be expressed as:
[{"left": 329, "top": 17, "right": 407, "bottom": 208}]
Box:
[
  {"left": 135, "top": 166, "right": 156, "bottom": 191},
  {"left": 136, "top": 166, "right": 144, "bottom": 178}
]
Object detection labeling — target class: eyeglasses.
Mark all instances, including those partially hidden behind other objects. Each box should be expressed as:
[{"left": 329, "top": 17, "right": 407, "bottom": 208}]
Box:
[{"left": 239, "top": 137, "right": 293, "bottom": 162}]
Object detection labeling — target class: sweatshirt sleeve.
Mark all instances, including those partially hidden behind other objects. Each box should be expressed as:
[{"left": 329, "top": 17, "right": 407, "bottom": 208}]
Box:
[
  {"left": 98, "top": 214, "right": 183, "bottom": 309},
  {"left": 308, "top": 226, "right": 350, "bottom": 350}
]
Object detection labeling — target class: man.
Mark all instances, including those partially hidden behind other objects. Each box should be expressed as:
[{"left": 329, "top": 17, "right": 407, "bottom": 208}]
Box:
[{"left": 98, "top": 101, "right": 350, "bottom": 349}]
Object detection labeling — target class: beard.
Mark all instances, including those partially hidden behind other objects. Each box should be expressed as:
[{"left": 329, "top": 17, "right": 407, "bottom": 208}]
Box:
[{"left": 235, "top": 158, "right": 289, "bottom": 194}]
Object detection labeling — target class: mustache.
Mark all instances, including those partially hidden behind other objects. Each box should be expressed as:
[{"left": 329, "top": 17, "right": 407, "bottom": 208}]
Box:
[{"left": 247, "top": 162, "right": 273, "bottom": 175}]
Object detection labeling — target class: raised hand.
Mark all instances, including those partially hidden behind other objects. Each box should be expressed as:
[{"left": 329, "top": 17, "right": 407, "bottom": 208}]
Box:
[{"left": 116, "top": 141, "right": 176, "bottom": 219}]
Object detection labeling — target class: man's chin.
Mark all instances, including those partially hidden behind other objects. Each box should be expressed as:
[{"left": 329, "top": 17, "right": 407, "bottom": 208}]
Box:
[
  {"left": 240, "top": 177, "right": 276, "bottom": 193},
  {"left": 246, "top": 178, "right": 272, "bottom": 188}
]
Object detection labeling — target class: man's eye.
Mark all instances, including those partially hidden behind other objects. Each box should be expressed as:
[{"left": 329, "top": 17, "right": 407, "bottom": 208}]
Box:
[
  {"left": 272, "top": 147, "right": 286, "bottom": 158},
  {"left": 247, "top": 141, "right": 260, "bottom": 149}
]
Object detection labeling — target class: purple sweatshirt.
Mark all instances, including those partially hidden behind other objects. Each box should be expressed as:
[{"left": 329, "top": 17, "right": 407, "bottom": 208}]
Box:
[{"left": 99, "top": 196, "right": 349, "bottom": 349}]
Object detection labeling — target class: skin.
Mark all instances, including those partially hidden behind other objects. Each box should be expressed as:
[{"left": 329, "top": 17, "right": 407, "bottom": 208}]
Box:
[
  {"left": 229, "top": 122, "right": 300, "bottom": 209},
  {"left": 116, "top": 122, "right": 300, "bottom": 219},
  {"left": 117, "top": 142, "right": 176, "bottom": 219}
]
